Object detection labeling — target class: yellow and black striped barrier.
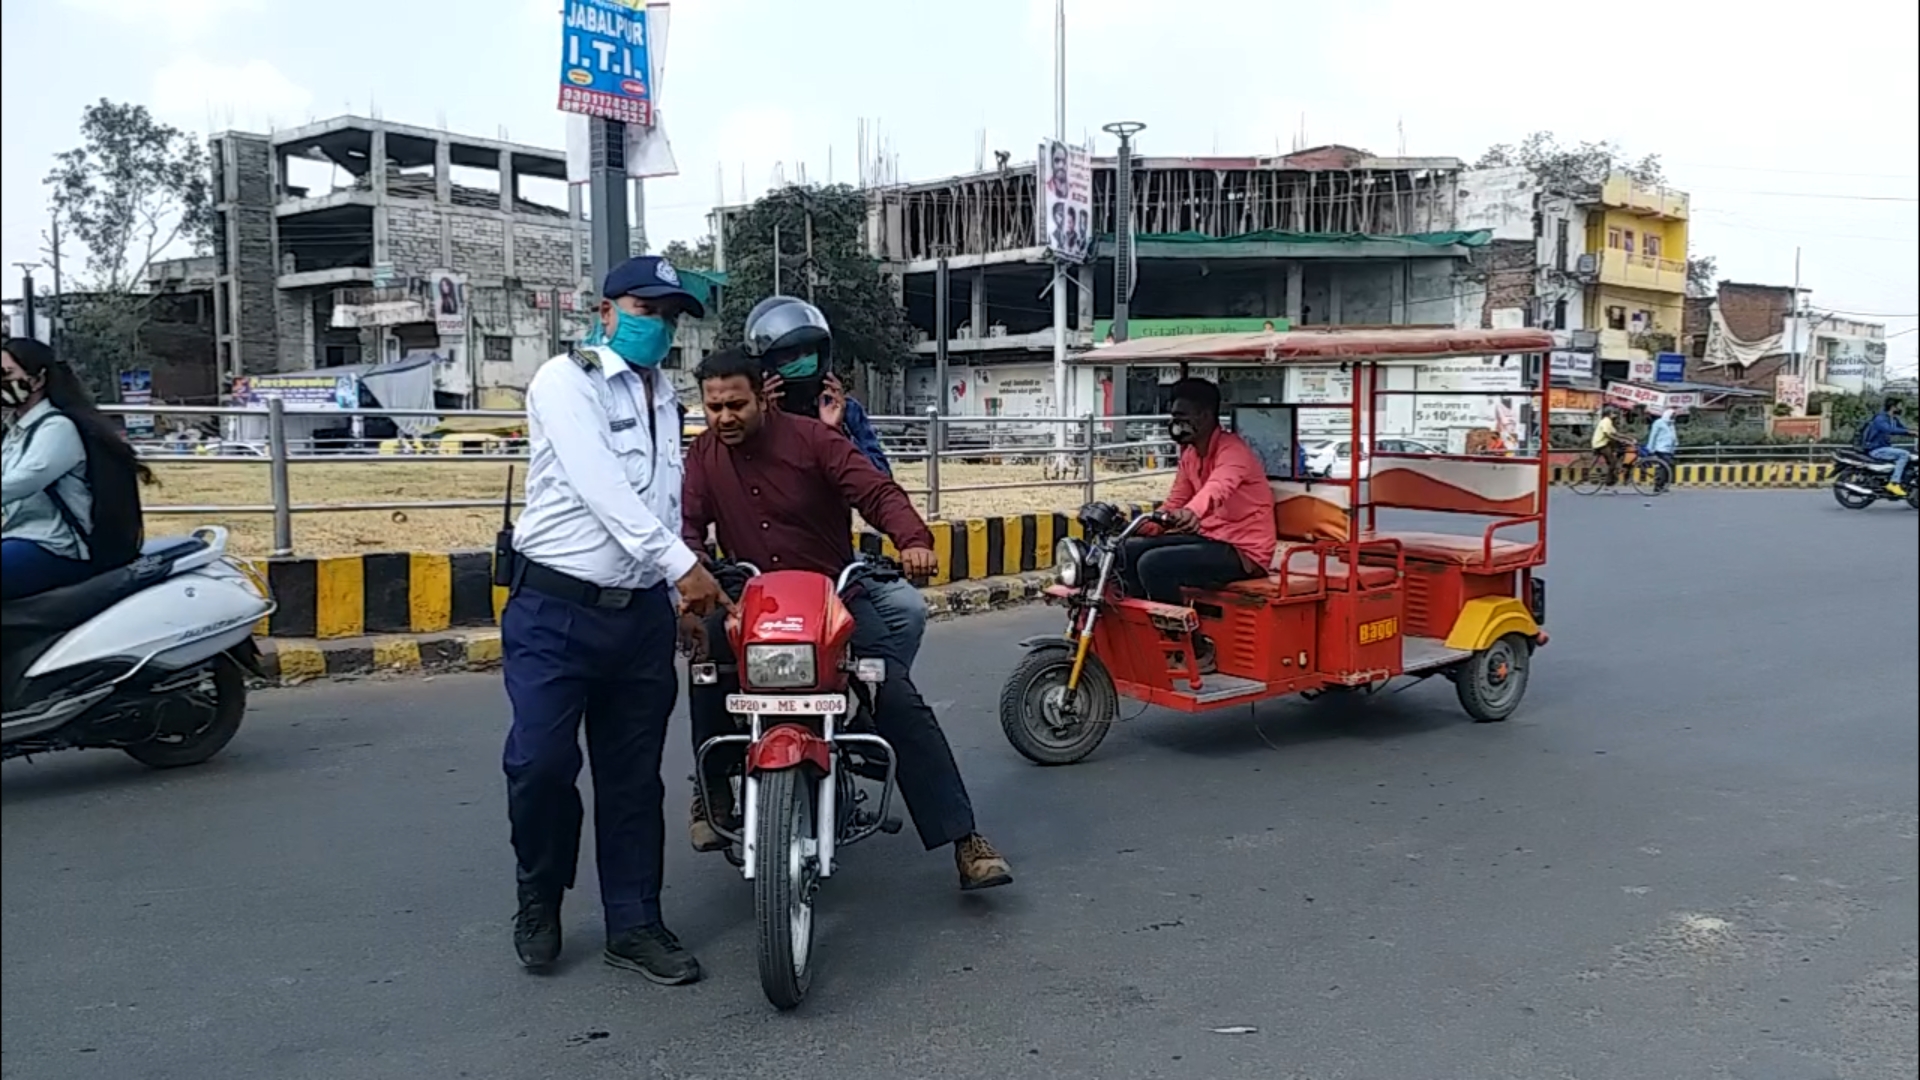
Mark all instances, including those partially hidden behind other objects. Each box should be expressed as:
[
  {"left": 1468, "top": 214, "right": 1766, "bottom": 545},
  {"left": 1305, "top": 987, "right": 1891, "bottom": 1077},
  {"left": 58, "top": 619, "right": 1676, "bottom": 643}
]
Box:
[
  {"left": 257, "top": 507, "right": 1159, "bottom": 640},
  {"left": 254, "top": 464, "right": 1839, "bottom": 641},
  {"left": 1548, "top": 461, "right": 1836, "bottom": 487}
]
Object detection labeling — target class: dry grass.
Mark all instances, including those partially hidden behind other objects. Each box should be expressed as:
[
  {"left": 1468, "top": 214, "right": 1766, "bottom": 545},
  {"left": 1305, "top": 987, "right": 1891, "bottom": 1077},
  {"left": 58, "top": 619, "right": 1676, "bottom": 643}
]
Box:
[{"left": 145, "top": 457, "right": 1171, "bottom": 557}]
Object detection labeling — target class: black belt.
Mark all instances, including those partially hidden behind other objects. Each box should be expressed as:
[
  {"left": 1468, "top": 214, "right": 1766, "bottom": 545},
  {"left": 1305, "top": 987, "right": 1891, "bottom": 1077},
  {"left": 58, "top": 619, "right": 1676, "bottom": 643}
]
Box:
[{"left": 516, "top": 559, "right": 649, "bottom": 610}]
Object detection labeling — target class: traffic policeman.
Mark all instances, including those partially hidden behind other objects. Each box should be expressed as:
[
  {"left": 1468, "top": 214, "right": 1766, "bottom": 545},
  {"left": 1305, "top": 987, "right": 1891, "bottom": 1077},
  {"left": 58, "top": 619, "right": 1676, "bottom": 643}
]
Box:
[{"left": 500, "top": 255, "right": 727, "bottom": 983}]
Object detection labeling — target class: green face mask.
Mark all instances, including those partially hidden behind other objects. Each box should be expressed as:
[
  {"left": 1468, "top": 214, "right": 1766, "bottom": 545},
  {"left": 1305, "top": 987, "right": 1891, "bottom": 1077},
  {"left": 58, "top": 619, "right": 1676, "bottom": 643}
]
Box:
[{"left": 776, "top": 352, "right": 821, "bottom": 379}]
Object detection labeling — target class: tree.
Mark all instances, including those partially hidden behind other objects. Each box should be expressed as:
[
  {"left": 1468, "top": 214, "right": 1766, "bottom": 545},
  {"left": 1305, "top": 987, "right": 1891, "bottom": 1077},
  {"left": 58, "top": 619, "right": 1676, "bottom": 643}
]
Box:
[
  {"left": 661, "top": 236, "right": 715, "bottom": 271},
  {"left": 1686, "top": 254, "right": 1718, "bottom": 298},
  {"left": 45, "top": 99, "right": 214, "bottom": 392},
  {"left": 1475, "top": 131, "right": 1664, "bottom": 191},
  {"left": 716, "top": 186, "right": 913, "bottom": 373}
]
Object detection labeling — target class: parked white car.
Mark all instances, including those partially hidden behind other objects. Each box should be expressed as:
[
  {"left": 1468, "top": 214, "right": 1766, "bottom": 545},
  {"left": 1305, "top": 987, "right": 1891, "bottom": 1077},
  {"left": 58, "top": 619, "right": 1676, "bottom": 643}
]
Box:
[{"left": 1301, "top": 437, "right": 1445, "bottom": 481}]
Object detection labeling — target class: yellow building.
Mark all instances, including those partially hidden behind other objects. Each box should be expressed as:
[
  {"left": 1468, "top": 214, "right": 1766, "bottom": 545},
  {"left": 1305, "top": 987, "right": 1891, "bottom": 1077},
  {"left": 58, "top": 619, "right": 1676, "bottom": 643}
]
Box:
[{"left": 1583, "top": 172, "right": 1690, "bottom": 372}]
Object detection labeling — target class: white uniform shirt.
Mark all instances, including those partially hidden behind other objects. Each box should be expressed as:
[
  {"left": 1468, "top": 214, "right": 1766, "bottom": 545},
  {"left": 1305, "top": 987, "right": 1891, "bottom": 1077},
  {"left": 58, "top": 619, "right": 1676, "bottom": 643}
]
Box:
[{"left": 511, "top": 345, "right": 698, "bottom": 590}]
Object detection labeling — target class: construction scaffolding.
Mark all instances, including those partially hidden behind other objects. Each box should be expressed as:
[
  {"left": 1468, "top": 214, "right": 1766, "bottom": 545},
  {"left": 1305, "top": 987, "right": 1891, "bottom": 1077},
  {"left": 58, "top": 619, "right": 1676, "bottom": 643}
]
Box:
[{"left": 872, "top": 149, "right": 1466, "bottom": 264}]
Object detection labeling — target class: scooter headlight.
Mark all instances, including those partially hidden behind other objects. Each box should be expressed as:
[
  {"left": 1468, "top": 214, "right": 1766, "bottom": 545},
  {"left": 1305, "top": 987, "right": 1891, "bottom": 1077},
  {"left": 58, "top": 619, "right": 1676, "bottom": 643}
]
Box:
[
  {"left": 1055, "top": 538, "right": 1088, "bottom": 588},
  {"left": 744, "top": 644, "right": 816, "bottom": 689}
]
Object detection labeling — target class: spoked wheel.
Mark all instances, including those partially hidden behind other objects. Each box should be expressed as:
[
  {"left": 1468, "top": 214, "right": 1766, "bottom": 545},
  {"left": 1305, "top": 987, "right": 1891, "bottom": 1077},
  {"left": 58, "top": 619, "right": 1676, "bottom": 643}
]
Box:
[
  {"left": 1566, "top": 457, "right": 1608, "bottom": 496},
  {"left": 1455, "top": 633, "right": 1532, "bottom": 723},
  {"left": 123, "top": 655, "right": 248, "bottom": 769},
  {"left": 753, "top": 767, "right": 818, "bottom": 1010},
  {"left": 1627, "top": 459, "right": 1669, "bottom": 497},
  {"left": 999, "top": 647, "right": 1118, "bottom": 765},
  {"left": 1832, "top": 469, "right": 1878, "bottom": 510}
]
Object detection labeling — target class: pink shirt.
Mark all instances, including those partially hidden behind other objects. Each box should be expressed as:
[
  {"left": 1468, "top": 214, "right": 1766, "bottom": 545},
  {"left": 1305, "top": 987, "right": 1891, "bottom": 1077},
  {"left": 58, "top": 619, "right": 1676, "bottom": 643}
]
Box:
[{"left": 1165, "top": 430, "right": 1278, "bottom": 569}]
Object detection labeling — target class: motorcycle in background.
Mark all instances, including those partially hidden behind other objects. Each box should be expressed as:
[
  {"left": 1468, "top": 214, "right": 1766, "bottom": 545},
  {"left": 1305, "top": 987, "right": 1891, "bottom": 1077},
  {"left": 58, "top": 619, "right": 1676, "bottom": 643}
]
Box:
[{"left": 1830, "top": 448, "right": 1918, "bottom": 511}]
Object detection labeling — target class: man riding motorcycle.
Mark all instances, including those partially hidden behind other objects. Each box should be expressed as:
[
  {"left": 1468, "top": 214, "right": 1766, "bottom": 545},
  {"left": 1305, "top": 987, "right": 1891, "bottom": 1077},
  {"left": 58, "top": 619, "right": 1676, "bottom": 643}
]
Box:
[
  {"left": 679, "top": 346, "right": 1012, "bottom": 891},
  {"left": 1859, "top": 396, "right": 1913, "bottom": 498},
  {"left": 741, "top": 296, "right": 928, "bottom": 668}
]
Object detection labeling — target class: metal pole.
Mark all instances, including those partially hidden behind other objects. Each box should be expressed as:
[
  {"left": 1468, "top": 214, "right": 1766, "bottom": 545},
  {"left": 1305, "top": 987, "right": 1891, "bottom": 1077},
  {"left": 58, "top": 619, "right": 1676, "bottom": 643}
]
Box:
[
  {"left": 267, "top": 396, "right": 294, "bottom": 557},
  {"left": 925, "top": 406, "right": 943, "bottom": 519},
  {"left": 588, "top": 118, "right": 631, "bottom": 303},
  {"left": 772, "top": 222, "right": 782, "bottom": 297},
  {"left": 1082, "top": 411, "right": 1098, "bottom": 507},
  {"left": 1790, "top": 246, "right": 1805, "bottom": 400},
  {"left": 934, "top": 252, "right": 950, "bottom": 454},
  {"left": 547, "top": 288, "right": 562, "bottom": 356},
  {"left": 803, "top": 204, "right": 817, "bottom": 305},
  {"left": 1103, "top": 122, "right": 1146, "bottom": 342},
  {"left": 1049, "top": 0, "right": 1069, "bottom": 449},
  {"left": 13, "top": 265, "right": 36, "bottom": 342}
]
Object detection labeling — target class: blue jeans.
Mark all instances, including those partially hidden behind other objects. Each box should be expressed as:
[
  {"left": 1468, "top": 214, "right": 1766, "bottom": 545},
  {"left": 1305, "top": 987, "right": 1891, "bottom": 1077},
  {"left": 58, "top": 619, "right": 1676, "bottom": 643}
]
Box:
[
  {"left": 1869, "top": 446, "right": 1910, "bottom": 487},
  {"left": 0, "top": 538, "right": 95, "bottom": 601},
  {"left": 865, "top": 575, "right": 928, "bottom": 670}
]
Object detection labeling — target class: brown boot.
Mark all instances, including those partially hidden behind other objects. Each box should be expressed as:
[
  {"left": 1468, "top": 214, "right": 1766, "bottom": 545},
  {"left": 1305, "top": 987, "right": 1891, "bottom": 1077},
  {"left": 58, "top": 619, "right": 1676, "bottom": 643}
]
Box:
[
  {"left": 689, "top": 792, "right": 732, "bottom": 853},
  {"left": 955, "top": 833, "right": 1013, "bottom": 891}
]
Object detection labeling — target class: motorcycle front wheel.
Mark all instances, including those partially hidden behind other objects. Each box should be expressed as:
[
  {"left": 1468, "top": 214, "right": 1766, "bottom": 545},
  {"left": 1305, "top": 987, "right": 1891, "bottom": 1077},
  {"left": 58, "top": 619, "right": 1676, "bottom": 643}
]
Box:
[{"left": 753, "top": 767, "right": 818, "bottom": 1010}]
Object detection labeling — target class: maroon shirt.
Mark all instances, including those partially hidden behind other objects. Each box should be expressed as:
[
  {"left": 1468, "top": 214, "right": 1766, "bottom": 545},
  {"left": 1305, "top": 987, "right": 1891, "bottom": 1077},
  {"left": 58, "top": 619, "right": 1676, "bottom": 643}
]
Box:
[{"left": 682, "top": 409, "right": 934, "bottom": 577}]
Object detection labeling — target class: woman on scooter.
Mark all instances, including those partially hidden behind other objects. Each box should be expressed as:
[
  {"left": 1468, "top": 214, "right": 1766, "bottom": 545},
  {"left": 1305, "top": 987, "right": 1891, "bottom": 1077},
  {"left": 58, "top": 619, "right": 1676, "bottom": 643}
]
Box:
[{"left": 2, "top": 339, "right": 152, "bottom": 601}]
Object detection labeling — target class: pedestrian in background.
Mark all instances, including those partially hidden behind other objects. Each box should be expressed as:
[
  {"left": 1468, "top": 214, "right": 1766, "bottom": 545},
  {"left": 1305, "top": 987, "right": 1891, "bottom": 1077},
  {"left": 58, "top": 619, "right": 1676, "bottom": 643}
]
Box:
[
  {"left": 1646, "top": 407, "right": 1679, "bottom": 492},
  {"left": 498, "top": 255, "right": 728, "bottom": 983}
]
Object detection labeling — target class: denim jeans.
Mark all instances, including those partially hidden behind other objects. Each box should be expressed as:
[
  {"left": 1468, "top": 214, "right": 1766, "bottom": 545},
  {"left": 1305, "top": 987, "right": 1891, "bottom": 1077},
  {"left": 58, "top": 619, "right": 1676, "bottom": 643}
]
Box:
[
  {"left": 1869, "top": 446, "right": 1911, "bottom": 487},
  {"left": 864, "top": 575, "right": 928, "bottom": 670}
]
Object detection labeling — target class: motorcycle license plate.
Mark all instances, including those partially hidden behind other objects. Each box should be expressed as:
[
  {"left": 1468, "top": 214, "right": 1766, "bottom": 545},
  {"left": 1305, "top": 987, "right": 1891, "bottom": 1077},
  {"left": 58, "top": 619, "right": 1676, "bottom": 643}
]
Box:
[{"left": 725, "top": 694, "right": 848, "bottom": 716}]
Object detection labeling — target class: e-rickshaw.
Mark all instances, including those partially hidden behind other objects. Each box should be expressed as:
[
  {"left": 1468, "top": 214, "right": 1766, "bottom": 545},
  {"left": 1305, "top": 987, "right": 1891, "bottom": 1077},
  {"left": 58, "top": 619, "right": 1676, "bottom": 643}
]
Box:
[{"left": 999, "top": 326, "right": 1557, "bottom": 765}]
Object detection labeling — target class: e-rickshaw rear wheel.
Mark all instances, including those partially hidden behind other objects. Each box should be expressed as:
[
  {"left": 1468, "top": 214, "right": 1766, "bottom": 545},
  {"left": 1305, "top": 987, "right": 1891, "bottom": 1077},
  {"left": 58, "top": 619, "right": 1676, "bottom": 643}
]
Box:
[
  {"left": 1454, "top": 633, "right": 1532, "bottom": 723},
  {"left": 999, "top": 647, "right": 1117, "bottom": 766}
]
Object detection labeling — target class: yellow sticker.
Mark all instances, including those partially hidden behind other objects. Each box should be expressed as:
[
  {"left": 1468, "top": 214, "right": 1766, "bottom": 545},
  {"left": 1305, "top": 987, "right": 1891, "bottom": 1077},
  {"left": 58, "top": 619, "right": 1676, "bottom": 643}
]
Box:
[{"left": 1358, "top": 617, "right": 1399, "bottom": 645}]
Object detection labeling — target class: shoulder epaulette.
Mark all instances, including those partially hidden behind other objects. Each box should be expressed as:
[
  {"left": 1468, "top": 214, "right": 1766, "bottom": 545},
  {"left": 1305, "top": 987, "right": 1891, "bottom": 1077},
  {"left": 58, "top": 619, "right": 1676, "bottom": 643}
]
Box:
[{"left": 568, "top": 346, "right": 601, "bottom": 372}]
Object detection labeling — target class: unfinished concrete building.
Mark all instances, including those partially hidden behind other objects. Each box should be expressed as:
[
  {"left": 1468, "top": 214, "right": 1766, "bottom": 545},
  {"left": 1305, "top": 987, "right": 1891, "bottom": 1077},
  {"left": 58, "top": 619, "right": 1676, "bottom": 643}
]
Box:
[{"left": 209, "top": 116, "right": 589, "bottom": 401}]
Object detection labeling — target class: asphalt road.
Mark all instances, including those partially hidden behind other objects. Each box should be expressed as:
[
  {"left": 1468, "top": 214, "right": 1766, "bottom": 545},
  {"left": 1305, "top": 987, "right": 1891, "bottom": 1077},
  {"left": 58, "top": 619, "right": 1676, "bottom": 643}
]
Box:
[{"left": 4, "top": 490, "right": 1916, "bottom": 1080}]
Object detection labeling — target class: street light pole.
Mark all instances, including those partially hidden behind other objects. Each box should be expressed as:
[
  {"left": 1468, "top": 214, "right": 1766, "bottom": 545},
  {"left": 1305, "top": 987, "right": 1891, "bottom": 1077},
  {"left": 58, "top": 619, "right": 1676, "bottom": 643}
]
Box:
[
  {"left": 12, "top": 262, "right": 39, "bottom": 343},
  {"left": 1102, "top": 121, "right": 1146, "bottom": 344},
  {"left": 1049, "top": 0, "right": 1069, "bottom": 447}
]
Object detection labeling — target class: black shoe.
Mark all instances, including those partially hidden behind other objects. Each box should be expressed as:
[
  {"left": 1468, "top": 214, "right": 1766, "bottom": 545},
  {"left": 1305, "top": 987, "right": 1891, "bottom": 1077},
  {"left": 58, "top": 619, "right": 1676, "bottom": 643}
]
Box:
[
  {"left": 513, "top": 886, "right": 562, "bottom": 970},
  {"left": 604, "top": 924, "right": 702, "bottom": 985}
]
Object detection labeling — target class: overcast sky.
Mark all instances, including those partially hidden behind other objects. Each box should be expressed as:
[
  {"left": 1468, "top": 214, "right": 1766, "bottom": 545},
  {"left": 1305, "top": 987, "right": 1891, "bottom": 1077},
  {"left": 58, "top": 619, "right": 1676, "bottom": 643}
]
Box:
[{"left": 5, "top": 0, "right": 1915, "bottom": 374}]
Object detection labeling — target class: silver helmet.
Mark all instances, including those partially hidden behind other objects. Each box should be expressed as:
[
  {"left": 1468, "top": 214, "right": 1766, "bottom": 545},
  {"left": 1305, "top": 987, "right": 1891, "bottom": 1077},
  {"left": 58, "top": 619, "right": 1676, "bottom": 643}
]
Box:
[{"left": 743, "top": 295, "right": 832, "bottom": 365}]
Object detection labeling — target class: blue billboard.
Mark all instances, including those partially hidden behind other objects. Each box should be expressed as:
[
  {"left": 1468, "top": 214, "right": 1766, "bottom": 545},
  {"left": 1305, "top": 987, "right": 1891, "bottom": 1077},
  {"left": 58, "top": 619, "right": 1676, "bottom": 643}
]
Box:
[
  {"left": 1654, "top": 351, "right": 1686, "bottom": 383},
  {"left": 557, "top": 0, "right": 653, "bottom": 126}
]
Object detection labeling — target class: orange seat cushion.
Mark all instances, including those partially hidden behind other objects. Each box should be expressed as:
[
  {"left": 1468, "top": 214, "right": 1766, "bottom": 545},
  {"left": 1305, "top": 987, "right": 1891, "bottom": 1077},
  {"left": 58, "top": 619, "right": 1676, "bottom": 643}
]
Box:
[
  {"left": 1364, "top": 530, "right": 1536, "bottom": 569},
  {"left": 1218, "top": 552, "right": 1397, "bottom": 598}
]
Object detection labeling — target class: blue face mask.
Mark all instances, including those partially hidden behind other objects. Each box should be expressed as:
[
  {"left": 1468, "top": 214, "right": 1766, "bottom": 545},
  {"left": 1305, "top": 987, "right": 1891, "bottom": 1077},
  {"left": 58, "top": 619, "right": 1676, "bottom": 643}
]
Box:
[
  {"left": 594, "top": 309, "right": 674, "bottom": 369},
  {"left": 776, "top": 351, "right": 821, "bottom": 379}
]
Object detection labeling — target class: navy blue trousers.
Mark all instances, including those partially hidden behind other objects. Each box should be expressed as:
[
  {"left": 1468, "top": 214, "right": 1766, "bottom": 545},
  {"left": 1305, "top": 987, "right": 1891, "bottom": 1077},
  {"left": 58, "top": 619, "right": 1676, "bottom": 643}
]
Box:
[{"left": 501, "top": 581, "right": 677, "bottom": 934}]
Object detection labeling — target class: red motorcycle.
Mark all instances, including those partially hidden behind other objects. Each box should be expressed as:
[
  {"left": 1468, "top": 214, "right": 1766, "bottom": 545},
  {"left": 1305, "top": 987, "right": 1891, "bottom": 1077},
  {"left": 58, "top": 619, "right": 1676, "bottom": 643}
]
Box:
[{"left": 688, "top": 559, "right": 902, "bottom": 1009}]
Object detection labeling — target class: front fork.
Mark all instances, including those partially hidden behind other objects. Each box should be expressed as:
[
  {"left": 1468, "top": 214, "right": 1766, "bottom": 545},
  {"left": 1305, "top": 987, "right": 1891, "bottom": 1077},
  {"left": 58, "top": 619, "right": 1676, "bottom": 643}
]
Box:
[
  {"left": 692, "top": 692, "right": 898, "bottom": 882},
  {"left": 1063, "top": 552, "right": 1120, "bottom": 695}
]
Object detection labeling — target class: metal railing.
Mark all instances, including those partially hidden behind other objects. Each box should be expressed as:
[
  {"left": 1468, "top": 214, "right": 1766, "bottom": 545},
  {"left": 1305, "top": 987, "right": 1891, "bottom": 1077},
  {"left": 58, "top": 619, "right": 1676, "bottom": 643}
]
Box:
[
  {"left": 109, "top": 401, "right": 1884, "bottom": 558},
  {"left": 107, "top": 402, "right": 1180, "bottom": 557}
]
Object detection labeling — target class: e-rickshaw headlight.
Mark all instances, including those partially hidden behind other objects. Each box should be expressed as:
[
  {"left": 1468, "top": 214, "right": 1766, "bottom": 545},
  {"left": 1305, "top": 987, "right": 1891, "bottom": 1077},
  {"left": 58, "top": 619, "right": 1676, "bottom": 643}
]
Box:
[{"left": 1055, "top": 538, "right": 1088, "bottom": 588}]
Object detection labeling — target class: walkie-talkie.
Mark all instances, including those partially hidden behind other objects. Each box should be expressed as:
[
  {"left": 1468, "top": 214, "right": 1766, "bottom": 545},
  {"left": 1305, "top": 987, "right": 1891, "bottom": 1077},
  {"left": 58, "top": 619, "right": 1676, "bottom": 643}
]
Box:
[{"left": 491, "top": 465, "right": 518, "bottom": 587}]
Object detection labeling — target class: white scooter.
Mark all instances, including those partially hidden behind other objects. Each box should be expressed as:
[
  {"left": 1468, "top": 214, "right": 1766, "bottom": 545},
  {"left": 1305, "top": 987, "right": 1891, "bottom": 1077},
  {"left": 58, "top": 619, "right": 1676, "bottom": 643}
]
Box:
[{"left": 2, "top": 526, "right": 275, "bottom": 768}]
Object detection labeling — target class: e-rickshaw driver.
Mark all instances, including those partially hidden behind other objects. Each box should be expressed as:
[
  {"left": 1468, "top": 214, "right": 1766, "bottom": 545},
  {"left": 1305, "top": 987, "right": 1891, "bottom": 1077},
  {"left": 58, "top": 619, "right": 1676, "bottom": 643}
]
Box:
[{"left": 1120, "top": 377, "right": 1275, "bottom": 674}]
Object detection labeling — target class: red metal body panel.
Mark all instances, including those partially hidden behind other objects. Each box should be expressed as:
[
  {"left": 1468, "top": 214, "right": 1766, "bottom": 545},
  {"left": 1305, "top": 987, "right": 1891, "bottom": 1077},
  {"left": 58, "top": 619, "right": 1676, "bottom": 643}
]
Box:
[
  {"left": 727, "top": 570, "right": 856, "bottom": 693},
  {"left": 746, "top": 723, "right": 834, "bottom": 776}
]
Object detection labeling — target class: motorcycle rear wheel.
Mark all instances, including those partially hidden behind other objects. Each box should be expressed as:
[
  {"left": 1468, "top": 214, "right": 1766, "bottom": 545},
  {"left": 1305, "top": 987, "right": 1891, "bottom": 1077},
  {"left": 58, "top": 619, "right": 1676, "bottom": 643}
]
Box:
[
  {"left": 1831, "top": 469, "right": 1877, "bottom": 511},
  {"left": 754, "top": 767, "right": 818, "bottom": 1010},
  {"left": 123, "top": 655, "right": 247, "bottom": 769}
]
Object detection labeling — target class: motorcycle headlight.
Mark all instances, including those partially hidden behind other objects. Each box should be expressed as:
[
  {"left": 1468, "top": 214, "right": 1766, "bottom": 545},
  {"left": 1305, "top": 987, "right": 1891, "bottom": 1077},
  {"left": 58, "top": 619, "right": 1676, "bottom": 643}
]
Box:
[
  {"left": 1055, "top": 537, "right": 1088, "bottom": 588},
  {"left": 744, "top": 644, "right": 816, "bottom": 689}
]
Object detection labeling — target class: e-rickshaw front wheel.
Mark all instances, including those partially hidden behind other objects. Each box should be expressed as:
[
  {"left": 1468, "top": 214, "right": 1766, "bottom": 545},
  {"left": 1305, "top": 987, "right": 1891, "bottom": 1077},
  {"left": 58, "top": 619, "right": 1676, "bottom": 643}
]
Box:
[
  {"left": 1454, "top": 633, "right": 1533, "bottom": 723},
  {"left": 999, "top": 646, "right": 1118, "bottom": 766}
]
